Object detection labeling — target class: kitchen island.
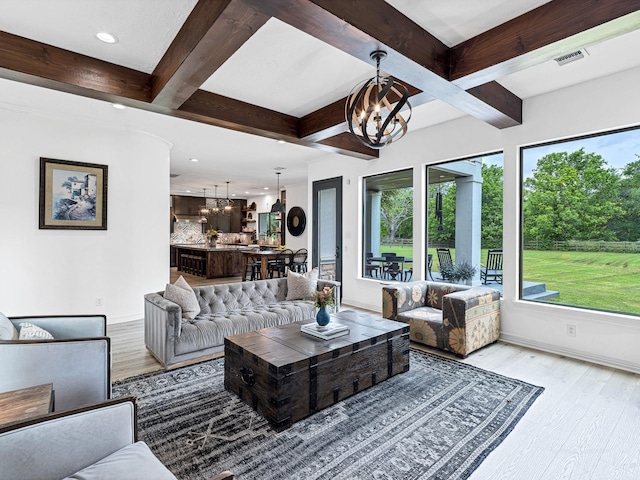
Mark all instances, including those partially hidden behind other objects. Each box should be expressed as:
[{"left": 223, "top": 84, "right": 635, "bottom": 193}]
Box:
[{"left": 173, "top": 244, "right": 256, "bottom": 278}]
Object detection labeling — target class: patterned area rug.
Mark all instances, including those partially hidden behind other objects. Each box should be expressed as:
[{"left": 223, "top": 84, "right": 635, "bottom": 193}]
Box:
[{"left": 113, "top": 350, "right": 543, "bottom": 480}]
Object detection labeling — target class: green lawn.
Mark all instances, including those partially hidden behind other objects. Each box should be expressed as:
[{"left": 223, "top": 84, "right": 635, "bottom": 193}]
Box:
[{"left": 381, "top": 244, "right": 640, "bottom": 315}]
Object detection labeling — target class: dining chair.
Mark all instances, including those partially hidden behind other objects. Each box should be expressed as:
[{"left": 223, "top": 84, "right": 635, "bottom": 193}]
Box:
[
  {"left": 290, "top": 248, "right": 308, "bottom": 273},
  {"left": 268, "top": 249, "right": 293, "bottom": 278}
]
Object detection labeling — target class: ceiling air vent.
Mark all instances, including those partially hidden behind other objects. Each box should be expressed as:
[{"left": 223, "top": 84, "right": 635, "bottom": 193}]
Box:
[
  {"left": 170, "top": 173, "right": 180, "bottom": 178},
  {"left": 554, "top": 49, "right": 588, "bottom": 66}
]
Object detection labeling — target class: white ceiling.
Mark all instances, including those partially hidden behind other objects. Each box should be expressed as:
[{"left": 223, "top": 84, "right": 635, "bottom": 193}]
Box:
[{"left": 1, "top": 1, "right": 639, "bottom": 198}]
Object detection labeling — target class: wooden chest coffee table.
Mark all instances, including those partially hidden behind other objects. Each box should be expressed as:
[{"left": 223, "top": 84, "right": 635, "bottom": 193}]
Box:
[{"left": 224, "top": 310, "right": 410, "bottom": 430}]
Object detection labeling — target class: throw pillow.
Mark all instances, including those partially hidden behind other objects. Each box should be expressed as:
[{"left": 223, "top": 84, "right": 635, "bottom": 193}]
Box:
[
  {"left": 164, "top": 276, "right": 200, "bottom": 320},
  {"left": 18, "top": 322, "right": 54, "bottom": 340},
  {"left": 0, "top": 312, "right": 19, "bottom": 340},
  {"left": 286, "top": 267, "right": 319, "bottom": 301}
]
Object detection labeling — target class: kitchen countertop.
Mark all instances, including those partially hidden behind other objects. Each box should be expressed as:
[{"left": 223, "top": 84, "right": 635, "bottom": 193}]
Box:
[{"left": 171, "top": 244, "right": 257, "bottom": 252}]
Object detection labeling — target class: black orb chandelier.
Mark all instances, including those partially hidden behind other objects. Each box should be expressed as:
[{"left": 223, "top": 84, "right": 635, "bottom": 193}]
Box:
[{"left": 345, "top": 50, "right": 412, "bottom": 149}]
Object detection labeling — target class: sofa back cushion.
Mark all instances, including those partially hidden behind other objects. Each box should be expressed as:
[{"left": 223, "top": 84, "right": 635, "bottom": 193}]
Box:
[{"left": 194, "top": 278, "right": 287, "bottom": 315}]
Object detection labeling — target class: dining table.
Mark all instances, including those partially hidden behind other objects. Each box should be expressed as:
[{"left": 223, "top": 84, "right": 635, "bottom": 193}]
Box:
[
  {"left": 241, "top": 250, "right": 281, "bottom": 280},
  {"left": 370, "top": 256, "right": 413, "bottom": 281}
]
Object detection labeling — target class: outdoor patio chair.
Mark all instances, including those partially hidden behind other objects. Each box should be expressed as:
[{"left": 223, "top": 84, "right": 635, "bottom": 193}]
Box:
[
  {"left": 364, "top": 252, "right": 381, "bottom": 278},
  {"left": 481, "top": 249, "right": 503, "bottom": 284},
  {"left": 427, "top": 253, "right": 434, "bottom": 281},
  {"left": 384, "top": 256, "right": 407, "bottom": 281},
  {"left": 436, "top": 248, "right": 454, "bottom": 281}
]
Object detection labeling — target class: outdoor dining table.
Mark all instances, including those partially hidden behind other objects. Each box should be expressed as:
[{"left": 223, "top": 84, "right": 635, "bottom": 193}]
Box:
[
  {"left": 370, "top": 256, "right": 413, "bottom": 281},
  {"left": 241, "top": 250, "right": 281, "bottom": 280}
]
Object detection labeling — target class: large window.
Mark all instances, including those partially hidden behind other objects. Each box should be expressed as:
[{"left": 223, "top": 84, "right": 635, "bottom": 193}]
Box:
[
  {"left": 362, "top": 169, "right": 413, "bottom": 281},
  {"left": 521, "top": 126, "right": 640, "bottom": 315},
  {"left": 426, "top": 153, "right": 503, "bottom": 284}
]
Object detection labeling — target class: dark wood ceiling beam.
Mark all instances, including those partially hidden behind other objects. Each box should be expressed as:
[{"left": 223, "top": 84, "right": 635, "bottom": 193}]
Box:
[
  {"left": 317, "top": 132, "right": 380, "bottom": 159},
  {"left": 151, "top": 0, "right": 269, "bottom": 109},
  {"left": 177, "top": 90, "right": 378, "bottom": 159},
  {"left": 177, "top": 89, "right": 299, "bottom": 138},
  {"left": 0, "top": 31, "right": 151, "bottom": 102},
  {"left": 245, "top": 0, "right": 522, "bottom": 129},
  {"left": 451, "top": 0, "right": 640, "bottom": 89}
]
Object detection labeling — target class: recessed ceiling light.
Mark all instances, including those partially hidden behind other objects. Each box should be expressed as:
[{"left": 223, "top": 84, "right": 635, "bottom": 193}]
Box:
[
  {"left": 245, "top": 191, "right": 249, "bottom": 194},
  {"left": 190, "top": 158, "right": 198, "bottom": 162},
  {"left": 264, "top": 187, "right": 269, "bottom": 190},
  {"left": 260, "top": 192, "right": 265, "bottom": 195},
  {"left": 186, "top": 190, "right": 191, "bottom": 193},
  {"left": 277, "top": 140, "right": 286, "bottom": 144},
  {"left": 96, "top": 32, "right": 118, "bottom": 44},
  {"left": 111, "top": 103, "right": 126, "bottom": 110},
  {"left": 231, "top": 193, "right": 236, "bottom": 197}
]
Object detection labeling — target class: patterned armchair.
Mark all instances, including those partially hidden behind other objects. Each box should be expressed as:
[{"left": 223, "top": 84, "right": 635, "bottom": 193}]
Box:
[{"left": 382, "top": 281, "right": 500, "bottom": 357}]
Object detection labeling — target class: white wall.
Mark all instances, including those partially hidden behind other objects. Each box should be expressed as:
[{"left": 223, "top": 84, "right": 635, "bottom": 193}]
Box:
[
  {"left": 248, "top": 182, "right": 309, "bottom": 251},
  {"left": 0, "top": 98, "right": 170, "bottom": 324},
  {"left": 308, "top": 65, "right": 640, "bottom": 373},
  {"left": 283, "top": 182, "right": 308, "bottom": 252}
]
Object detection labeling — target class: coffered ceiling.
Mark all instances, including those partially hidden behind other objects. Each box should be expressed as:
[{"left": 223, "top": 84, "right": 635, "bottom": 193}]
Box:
[{"left": 0, "top": 0, "right": 639, "bottom": 197}]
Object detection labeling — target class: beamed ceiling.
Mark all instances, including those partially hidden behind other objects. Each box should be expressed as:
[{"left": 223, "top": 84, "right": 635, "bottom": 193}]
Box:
[{"left": 1, "top": 0, "right": 639, "bottom": 195}]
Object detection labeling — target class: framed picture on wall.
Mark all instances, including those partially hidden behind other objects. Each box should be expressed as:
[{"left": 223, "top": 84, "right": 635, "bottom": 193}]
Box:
[{"left": 39, "top": 157, "right": 108, "bottom": 230}]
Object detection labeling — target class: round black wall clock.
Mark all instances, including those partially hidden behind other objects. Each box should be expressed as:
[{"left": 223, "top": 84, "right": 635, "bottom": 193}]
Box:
[{"left": 287, "top": 207, "right": 306, "bottom": 236}]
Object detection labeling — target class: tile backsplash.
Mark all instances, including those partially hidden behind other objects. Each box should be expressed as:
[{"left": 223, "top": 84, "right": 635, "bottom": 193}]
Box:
[{"left": 170, "top": 223, "right": 254, "bottom": 245}]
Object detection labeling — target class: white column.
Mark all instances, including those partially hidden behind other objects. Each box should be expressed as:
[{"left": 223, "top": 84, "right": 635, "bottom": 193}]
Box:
[{"left": 455, "top": 172, "right": 483, "bottom": 285}]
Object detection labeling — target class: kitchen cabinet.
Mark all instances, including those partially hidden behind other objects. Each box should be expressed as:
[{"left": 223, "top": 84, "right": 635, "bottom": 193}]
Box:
[
  {"left": 171, "top": 196, "right": 247, "bottom": 233},
  {"left": 174, "top": 245, "right": 246, "bottom": 278}
]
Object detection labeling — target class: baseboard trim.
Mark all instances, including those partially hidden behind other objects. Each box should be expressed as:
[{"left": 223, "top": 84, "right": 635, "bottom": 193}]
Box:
[
  {"left": 500, "top": 332, "right": 640, "bottom": 374},
  {"left": 107, "top": 313, "right": 144, "bottom": 325}
]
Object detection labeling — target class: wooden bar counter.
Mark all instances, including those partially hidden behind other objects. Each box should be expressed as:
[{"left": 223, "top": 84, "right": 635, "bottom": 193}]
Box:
[{"left": 173, "top": 245, "right": 254, "bottom": 279}]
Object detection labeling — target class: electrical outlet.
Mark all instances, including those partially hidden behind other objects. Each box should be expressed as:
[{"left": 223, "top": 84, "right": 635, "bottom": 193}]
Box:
[
  {"left": 95, "top": 297, "right": 103, "bottom": 307},
  {"left": 567, "top": 324, "right": 576, "bottom": 337}
]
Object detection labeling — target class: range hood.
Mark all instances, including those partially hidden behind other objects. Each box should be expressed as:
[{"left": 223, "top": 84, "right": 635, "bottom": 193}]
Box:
[{"left": 173, "top": 214, "right": 206, "bottom": 223}]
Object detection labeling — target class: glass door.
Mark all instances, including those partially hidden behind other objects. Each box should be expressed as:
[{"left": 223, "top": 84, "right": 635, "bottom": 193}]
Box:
[{"left": 312, "top": 177, "right": 342, "bottom": 285}]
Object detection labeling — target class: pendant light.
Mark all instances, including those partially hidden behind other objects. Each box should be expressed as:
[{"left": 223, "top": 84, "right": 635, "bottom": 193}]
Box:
[
  {"left": 210, "top": 185, "right": 221, "bottom": 215},
  {"left": 222, "top": 181, "right": 234, "bottom": 215},
  {"left": 199, "top": 188, "right": 208, "bottom": 223},
  {"left": 271, "top": 172, "right": 285, "bottom": 214},
  {"left": 345, "top": 50, "right": 412, "bottom": 149}
]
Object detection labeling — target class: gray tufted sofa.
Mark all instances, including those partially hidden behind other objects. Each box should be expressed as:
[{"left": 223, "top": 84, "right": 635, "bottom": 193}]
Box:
[{"left": 144, "top": 277, "right": 341, "bottom": 368}]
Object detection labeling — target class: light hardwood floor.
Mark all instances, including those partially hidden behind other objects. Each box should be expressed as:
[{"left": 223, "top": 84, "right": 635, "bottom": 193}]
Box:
[{"left": 108, "top": 271, "right": 640, "bottom": 480}]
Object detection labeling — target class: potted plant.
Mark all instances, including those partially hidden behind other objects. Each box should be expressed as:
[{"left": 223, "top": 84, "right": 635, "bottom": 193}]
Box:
[
  {"left": 314, "top": 286, "right": 335, "bottom": 326},
  {"left": 439, "top": 263, "right": 456, "bottom": 282},
  {"left": 206, "top": 229, "right": 219, "bottom": 247},
  {"left": 452, "top": 261, "right": 477, "bottom": 285}
]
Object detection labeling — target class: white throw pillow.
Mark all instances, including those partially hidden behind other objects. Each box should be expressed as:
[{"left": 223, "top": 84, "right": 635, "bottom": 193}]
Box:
[
  {"left": 0, "top": 312, "right": 18, "bottom": 340},
  {"left": 63, "top": 441, "right": 177, "bottom": 480},
  {"left": 286, "top": 268, "right": 319, "bottom": 301},
  {"left": 18, "top": 322, "right": 54, "bottom": 340},
  {"left": 164, "top": 276, "right": 200, "bottom": 320}
]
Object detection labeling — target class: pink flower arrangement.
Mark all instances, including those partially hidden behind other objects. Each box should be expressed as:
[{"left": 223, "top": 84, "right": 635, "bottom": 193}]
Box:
[{"left": 314, "top": 286, "right": 335, "bottom": 309}]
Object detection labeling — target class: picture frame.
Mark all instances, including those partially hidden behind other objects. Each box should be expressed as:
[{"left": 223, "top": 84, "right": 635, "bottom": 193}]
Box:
[{"left": 39, "top": 157, "right": 108, "bottom": 230}]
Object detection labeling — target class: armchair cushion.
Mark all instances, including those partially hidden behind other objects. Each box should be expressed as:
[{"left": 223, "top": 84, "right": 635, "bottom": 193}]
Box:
[
  {"left": 0, "top": 312, "right": 18, "bottom": 340},
  {"left": 64, "top": 441, "right": 177, "bottom": 480},
  {"left": 18, "top": 322, "right": 55, "bottom": 340}
]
